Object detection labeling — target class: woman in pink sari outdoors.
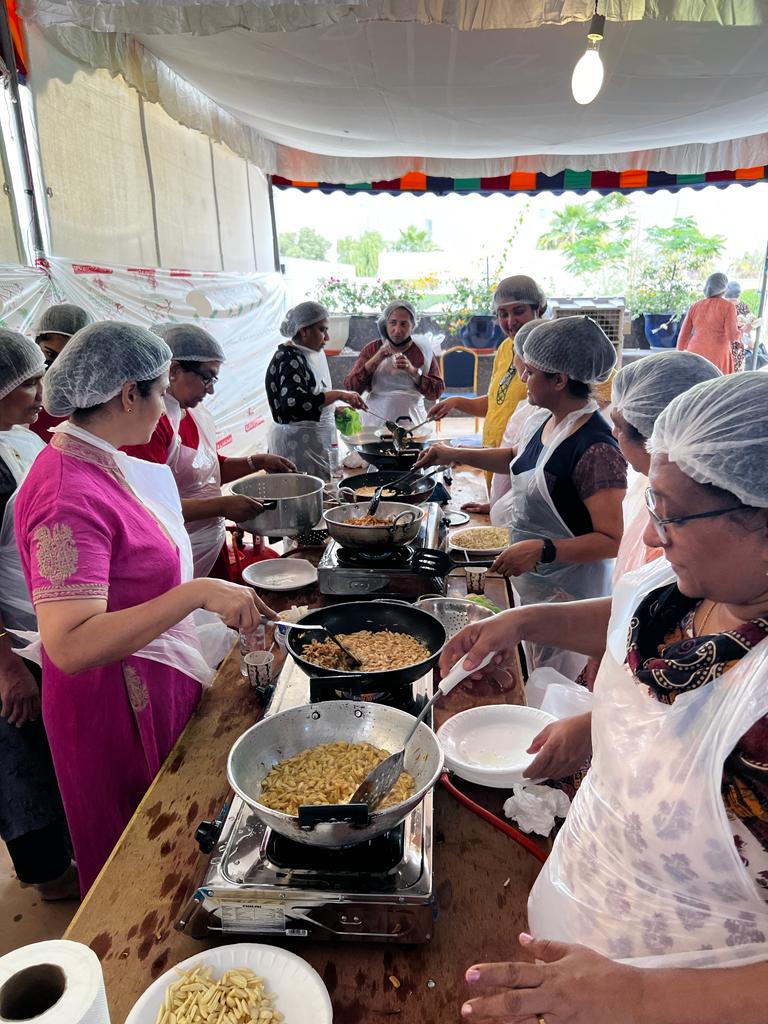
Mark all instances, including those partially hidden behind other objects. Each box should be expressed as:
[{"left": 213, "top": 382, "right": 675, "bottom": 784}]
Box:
[{"left": 14, "top": 321, "right": 274, "bottom": 896}]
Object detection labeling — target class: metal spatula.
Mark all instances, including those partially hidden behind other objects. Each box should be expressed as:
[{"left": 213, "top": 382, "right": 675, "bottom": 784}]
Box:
[
  {"left": 263, "top": 620, "right": 362, "bottom": 668},
  {"left": 349, "top": 650, "right": 496, "bottom": 810}
]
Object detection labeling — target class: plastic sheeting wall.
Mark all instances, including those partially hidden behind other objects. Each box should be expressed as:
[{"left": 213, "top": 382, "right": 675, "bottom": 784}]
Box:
[{"left": 0, "top": 192, "right": 19, "bottom": 263}]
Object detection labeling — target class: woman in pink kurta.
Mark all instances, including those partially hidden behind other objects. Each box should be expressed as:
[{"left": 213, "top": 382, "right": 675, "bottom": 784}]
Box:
[
  {"left": 14, "top": 322, "right": 273, "bottom": 895},
  {"left": 676, "top": 272, "right": 738, "bottom": 374}
]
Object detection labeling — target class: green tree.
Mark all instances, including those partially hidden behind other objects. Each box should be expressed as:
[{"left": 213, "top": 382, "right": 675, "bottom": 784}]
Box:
[
  {"left": 537, "top": 194, "right": 635, "bottom": 281},
  {"left": 337, "top": 230, "right": 387, "bottom": 276},
  {"left": 389, "top": 225, "right": 439, "bottom": 252},
  {"left": 278, "top": 227, "right": 331, "bottom": 261}
]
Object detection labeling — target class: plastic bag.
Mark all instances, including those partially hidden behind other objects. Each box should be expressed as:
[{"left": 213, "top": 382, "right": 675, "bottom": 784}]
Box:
[{"left": 503, "top": 784, "right": 571, "bottom": 835}]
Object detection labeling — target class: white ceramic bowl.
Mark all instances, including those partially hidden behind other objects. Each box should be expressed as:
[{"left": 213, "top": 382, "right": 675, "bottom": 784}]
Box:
[
  {"left": 125, "top": 942, "right": 332, "bottom": 1024},
  {"left": 242, "top": 558, "right": 318, "bottom": 591},
  {"left": 437, "top": 704, "right": 556, "bottom": 788}
]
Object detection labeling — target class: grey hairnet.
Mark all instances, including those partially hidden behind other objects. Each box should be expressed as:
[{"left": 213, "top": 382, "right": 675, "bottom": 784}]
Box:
[
  {"left": 279, "top": 301, "right": 328, "bottom": 339},
  {"left": 43, "top": 321, "right": 172, "bottom": 417},
  {"left": 521, "top": 316, "right": 616, "bottom": 384},
  {"left": 724, "top": 280, "right": 742, "bottom": 298},
  {"left": 34, "top": 303, "right": 91, "bottom": 340},
  {"left": 650, "top": 372, "right": 768, "bottom": 507},
  {"left": 0, "top": 330, "right": 46, "bottom": 401},
  {"left": 613, "top": 351, "right": 721, "bottom": 439},
  {"left": 378, "top": 299, "right": 417, "bottom": 342},
  {"left": 154, "top": 322, "right": 226, "bottom": 363},
  {"left": 704, "top": 272, "right": 728, "bottom": 298},
  {"left": 513, "top": 317, "right": 546, "bottom": 359},
  {"left": 493, "top": 276, "right": 547, "bottom": 314}
]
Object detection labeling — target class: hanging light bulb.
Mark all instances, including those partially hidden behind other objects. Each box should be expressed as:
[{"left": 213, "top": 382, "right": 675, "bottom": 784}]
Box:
[{"left": 571, "top": 8, "right": 606, "bottom": 105}]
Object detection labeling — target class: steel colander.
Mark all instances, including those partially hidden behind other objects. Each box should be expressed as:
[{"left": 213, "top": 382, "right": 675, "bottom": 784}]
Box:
[{"left": 415, "top": 596, "right": 495, "bottom": 639}]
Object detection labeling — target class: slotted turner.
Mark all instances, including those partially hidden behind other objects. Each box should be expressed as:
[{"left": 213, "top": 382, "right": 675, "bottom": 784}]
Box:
[{"left": 349, "top": 650, "right": 496, "bottom": 810}]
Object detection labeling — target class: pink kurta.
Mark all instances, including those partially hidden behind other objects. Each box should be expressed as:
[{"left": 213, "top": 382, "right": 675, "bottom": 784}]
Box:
[
  {"left": 14, "top": 433, "right": 201, "bottom": 895},
  {"left": 676, "top": 296, "right": 738, "bottom": 374}
]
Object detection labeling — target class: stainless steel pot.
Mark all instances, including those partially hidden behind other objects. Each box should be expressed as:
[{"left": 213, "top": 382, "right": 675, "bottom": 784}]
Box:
[
  {"left": 230, "top": 472, "right": 324, "bottom": 536},
  {"left": 227, "top": 700, "right": 444, "bottom": 847},
  {"left": 323, "top": 501, "right": 424, "bottom": 549}
]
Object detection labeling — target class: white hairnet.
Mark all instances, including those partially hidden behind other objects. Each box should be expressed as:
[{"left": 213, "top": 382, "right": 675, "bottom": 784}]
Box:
[
  {"left": 522, "top": 316, "right": 616, "bottom": 384},
  {"left": 724, "top": 280, "right": 741, "bottom": 299},
  {"left": 280, "top": 301, "right": 328, "bottom": 338},
  {"left": 493, "top": 276, "right": 547, "bottom": 314},
  {"left": 613, "top": 351, "right": 721, "bottom": 438},
  {"left": 704, "top": 272, "right": 728, "bottom": 298},
  {"left": 513, "top": 317, "right": 546, "bottom": 359},
  {"left": 650, "top": 372, "right": 768, "bottom": 507},
  {"left": 34, "top": 303, "right": 91, "bottom": 339},
  {"left": 154, "top": 322, "right": 226, "bottom": 363},
  {"left": 378, "top": 299, "right": 418, "bottom": 341},
  {"left": 43, "top": 320, "right": 172, "bottom": 417},
  {"left": 0, "top": 330, "right": 46, "bottom": 401}
]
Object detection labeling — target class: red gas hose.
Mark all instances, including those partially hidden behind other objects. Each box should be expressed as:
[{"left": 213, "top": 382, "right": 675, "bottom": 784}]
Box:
[{"left": 440, "top": 772, "right": 548, "bottom": 865}]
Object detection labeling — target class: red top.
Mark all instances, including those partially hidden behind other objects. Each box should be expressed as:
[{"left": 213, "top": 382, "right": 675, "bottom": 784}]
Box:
[
  {"left": 123, "top": 412, "right": 225, "bottom": 467},
  {"left": 29, "top": 408, "right": 66, "bottom": 442}
]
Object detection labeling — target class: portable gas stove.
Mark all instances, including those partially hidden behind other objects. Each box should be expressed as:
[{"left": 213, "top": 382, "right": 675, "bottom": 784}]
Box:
[
  {"left": 177, "top": 658, "right": 438, "bottom": 944},
  {"left": 317, "top": 500, "right": 450, "bottom": 599}
]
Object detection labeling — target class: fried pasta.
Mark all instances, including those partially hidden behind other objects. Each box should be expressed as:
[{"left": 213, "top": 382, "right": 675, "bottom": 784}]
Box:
[
  {"left": 259, "top": 740, "right": 415, "bottom": 815},
  {"left": 354, "top": 486, "right": 396, "bottom": 498},
  {"left": 343, "top": 514, "right": 393, "bottom": 526},
  {"left": 302, "top": 629, "right": 429, "bottom": 671},
  {"left": 450, "top": 527, "right": 510, "bottom": 550},
  {"left": 155, "top": 966, "right": 282, "bottom": 1024}
]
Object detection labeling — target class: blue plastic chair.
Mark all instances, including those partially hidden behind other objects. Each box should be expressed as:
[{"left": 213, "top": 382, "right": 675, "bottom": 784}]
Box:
[{"left": 438, "top": 346, "right": 480, "bottom": 431}]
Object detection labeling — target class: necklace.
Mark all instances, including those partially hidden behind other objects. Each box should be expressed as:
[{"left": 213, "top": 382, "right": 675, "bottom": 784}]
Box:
[{"left": 694, "top": 600, "right": 719, "bottom": 637}]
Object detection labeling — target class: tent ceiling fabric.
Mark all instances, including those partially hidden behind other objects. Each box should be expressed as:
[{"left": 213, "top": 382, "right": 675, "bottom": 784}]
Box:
[{"left": 24, "top": 3, "right": 768, "bottom": 182}]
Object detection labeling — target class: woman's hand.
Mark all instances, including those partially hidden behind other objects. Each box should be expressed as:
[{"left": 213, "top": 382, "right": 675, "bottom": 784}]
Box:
[
  {"left": 523, "top": 713, "right": 592, "bottom": 780},
  {"left": 332, "top": 390, "right": 368, "bottom": 410},
  {"left": 413, "top": 442, "right": 454, "bottom": 471},
  {"left": 0, "top": 655, "right": 40, "bottom": 727},
  {"left": 462, "top": 933, "right": 643, "bottom": 1023},
  {"left": 428, "top": 396, "right": 460, "bottom": 420},
  {"left": 462, "top": 501, "right": 491, "bottom": 515},
  {"left": 439, "top": 610, "right": 524, "bottom": 676},
  {"left": 253, "top": 454, "right": 296, "bottom": 474},
  {"left": 195, "top": 579, "right": 277, "bottom": 631},
  {"left": 219, "top": 494, "right": 265, "bottom": 523},
  {"left": 492, "top": 540, "right": 543, "bottom": 577}
]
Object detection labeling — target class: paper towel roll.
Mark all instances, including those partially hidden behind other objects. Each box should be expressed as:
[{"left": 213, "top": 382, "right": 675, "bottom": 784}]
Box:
[{"left": 0, "top": 940, "right": 110, "bottom": 1024}]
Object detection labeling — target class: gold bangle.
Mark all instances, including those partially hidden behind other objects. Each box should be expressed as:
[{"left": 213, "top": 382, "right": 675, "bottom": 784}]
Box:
[
  {"left": 0, "top": 631, "right": 7, "bottom": 639},
  {"left": 537, "top": 1018, "right": 547, "bottom": 1024}
]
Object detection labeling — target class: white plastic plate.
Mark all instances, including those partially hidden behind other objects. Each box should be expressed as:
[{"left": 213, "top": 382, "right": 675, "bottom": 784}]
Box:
[
  {"left": 242, "top": 558, "right": 318, "bottom": 591},
  {"left": 437, "top": 704, "right": 557, "bottom": 788},
  {"left": 125, "top": 942, "right": 333, "bottom": 1024},
  {"left": 448, "top": 526, "right": 510, "bottom": 558}
]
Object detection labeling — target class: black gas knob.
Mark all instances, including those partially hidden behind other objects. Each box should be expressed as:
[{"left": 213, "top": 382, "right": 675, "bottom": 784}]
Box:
[{"left": 195, "top": 819, "right": 219, "bottom": 853}]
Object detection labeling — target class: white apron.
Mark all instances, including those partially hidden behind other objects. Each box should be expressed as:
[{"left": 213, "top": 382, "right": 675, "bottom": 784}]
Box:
[
  {"left": 494, "top": 401, "right": 613, "bottom": 678},
  {"left": 529, "top": 557, "right": 768, "bottom": 968},
  {"left": 268, "top": 342, "right": 336, "bottom": 480},
  {"left": 0, "top": 427, "right": 45, "bottom": 634},
  {"left": 360, "top": 336, "right": 433, "bottom": 429},
  {"left": 17, "top": 423, "right": 229, "bottom": 687},
  {"left": 612, "top": 469, "right": 661, "bottom": 584},
  {"left": 488, "top": 398, "right": 538, "bottom": 512},
  {"left": 164, "top": 396, "right": 225, "bottom": 579}
]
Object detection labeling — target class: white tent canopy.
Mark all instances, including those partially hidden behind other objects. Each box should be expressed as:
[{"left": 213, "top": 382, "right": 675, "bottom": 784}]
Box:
[{"left": 21, "top": 1, "right": 768, "bottom": 183}]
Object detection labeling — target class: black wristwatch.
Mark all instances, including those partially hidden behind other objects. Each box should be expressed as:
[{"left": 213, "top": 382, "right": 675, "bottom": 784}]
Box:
[{"left": 539, "top": 538, "right": 557, "bottom": 564}]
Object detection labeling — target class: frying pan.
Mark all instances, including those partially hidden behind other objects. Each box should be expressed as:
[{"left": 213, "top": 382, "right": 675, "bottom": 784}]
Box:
[
  {"left": 337, "top": 469, "right": 436, "bottom": 506},
  {"left": 323, "top": 502, "right": 424, "bottom": 549},
  {"left": 352, "top": 440, "right": 428, "bottom": 471}
]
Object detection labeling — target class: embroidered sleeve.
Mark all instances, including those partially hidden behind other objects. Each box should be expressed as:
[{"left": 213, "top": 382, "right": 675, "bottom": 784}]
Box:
[
  {"left": 572, "top": 443, "right": 628, "bottom": 502},
  {"left": 30, "top": 516, "right": 110, "bottom": 604}
]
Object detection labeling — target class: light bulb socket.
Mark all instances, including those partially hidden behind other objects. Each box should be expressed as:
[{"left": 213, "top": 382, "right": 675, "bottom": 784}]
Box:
[{"left": 587, "top": 12, "right": 605, "bottom": 41}]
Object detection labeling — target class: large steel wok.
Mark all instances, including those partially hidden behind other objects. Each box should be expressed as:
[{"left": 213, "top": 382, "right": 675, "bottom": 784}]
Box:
[
  {"left": 323, "top": 501, "right": 424, "bottom": 549},
  {"left": 227, "top": 700, "right": 444, "bottom": 847},
  {"left": 286, "top": 600, "right": 446, "bottom": 689}
]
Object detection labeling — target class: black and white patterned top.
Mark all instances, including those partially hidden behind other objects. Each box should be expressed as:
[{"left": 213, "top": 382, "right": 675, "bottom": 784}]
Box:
[{"left": 265, "top": 344, "right": 326, "bottom": 424}]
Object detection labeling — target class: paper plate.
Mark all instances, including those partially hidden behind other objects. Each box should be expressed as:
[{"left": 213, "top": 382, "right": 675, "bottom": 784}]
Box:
[
  {"left": 448, "top": 526, "right": 510, "bottom": 558},
  {"left": 242, "top": 558, "right": 318, "bottom": 591},
  {"left": 125, "top": 942, "right": 333, "bottom": 1024},
  {"left": 437, "top": 704, "right": 556, "bottom": 788}
]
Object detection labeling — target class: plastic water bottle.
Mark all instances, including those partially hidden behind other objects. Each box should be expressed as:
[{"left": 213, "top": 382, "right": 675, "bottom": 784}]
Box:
[{"left": 329, "top": 440, "right": 342, "bottom": 479}]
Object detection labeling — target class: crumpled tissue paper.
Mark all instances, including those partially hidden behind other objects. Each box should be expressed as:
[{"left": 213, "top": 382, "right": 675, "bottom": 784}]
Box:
[{"left": 503, "top": 784, "right": 571, "bottom": 835}]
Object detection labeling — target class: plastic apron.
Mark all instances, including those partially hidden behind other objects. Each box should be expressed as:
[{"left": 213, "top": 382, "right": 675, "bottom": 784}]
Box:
[
  {"left": 268, "top": 342, "right": 335, "bottom": 481},
  {"left": 612, "top": 469, "right": 662, "bottom": 584},
  {"left": 529, "top": 556, "right": 768, "bottom": 968},
  {"left": 494, "top": 401, "right": 613, "bottom": 678},
  {"left": 360, "top": 336, "right": 433, "bottom": 430},
  {"left": 164, "top": 395, "right": 225, "bottom": 579},
  {"left": 488, "top": 399, "right": 538, "bottom": 511},
  {"left": 18, "top": 423, "right": 227, "bottom": 687},
  {"left": 0, "top": 427, "right": 45, "bottom": 635}
]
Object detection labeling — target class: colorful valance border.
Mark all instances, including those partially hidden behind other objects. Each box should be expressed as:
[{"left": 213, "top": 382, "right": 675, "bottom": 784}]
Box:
[{"left": 271, "top": 166, "right": 768, "bottom": 197}]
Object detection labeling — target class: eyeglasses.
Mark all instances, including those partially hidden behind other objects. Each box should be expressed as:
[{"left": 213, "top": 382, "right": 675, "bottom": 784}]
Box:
[
  {"left": 644, "top": 487, "right": 744, "bottom": 543},
  {"left": 185, "top": 367, "right": 218, "bottom": 388}
]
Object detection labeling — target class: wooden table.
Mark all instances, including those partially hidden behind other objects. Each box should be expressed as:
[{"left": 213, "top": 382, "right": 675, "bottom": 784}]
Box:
[{"left": 65, "top": 469, "right": 545, "bottom": 1023}]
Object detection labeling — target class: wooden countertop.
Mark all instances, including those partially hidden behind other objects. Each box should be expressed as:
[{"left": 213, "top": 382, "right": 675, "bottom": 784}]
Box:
[{"left": 65, "top": 469, "right": 545, "bottom": 1023}]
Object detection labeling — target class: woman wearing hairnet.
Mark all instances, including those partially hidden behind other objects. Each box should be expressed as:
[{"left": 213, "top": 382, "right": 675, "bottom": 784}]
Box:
[
  {"left": 676, "top": 271, "right": 738, "bottom": 373},
  {"left": 417, "top": 317, "right": 626, "bottom": 677},
  {"left": 444, "top": 372, "right": 768, "bottom": 1022},
  {"left": 343, "top": 299, "right": 443, "bottom": 430},
  {"left": 0, "top": 331, "right": 76, "bottom": 900},
  {"left": 125, "top": 323, "right": 294, "bottom": 579},
  {"left": 29, "top": 303, "right": 91, "bottom": 442},
  {"left": 265, "top": 301, "right": 366, "bottom": 479},
  {"left": 14, "top": 321, "right": 276, "bottom": 896}
]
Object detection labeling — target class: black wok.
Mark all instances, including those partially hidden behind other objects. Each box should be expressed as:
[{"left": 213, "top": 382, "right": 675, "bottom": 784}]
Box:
[
  {"left": 353, "top": 440, "right": 428, "bottom": 471},
  {"left": 286, "top": 601, "right": 446, "bottom": 689},
  {"left": 337, "top": 470, "right": 436, "bottom": 506}
]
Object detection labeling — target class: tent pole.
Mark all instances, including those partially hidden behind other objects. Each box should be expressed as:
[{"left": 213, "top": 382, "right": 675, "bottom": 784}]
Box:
[{"left": 749, "top": 239, "right": 768, "bottom": 370}]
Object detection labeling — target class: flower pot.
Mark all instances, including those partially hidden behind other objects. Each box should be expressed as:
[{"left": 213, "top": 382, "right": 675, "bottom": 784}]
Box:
[
  {"left": 326, "top": 314, "right": 350, "bottom": 354},
  {"left": 643, "top": 312, "right": 680, "bottom": 349}
]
